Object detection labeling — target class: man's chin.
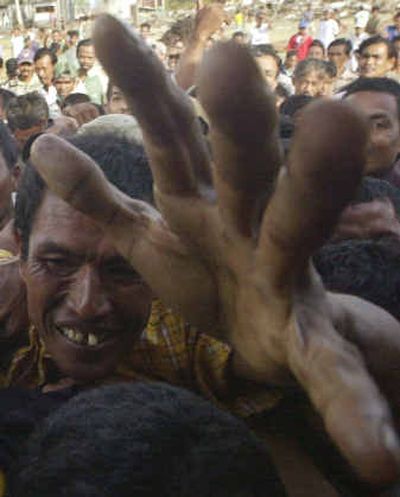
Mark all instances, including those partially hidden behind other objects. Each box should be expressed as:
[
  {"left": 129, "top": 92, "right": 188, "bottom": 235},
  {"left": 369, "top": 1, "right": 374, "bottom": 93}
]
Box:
[{"left": 42, "top": 328, "right": 132, "bottom": 384}]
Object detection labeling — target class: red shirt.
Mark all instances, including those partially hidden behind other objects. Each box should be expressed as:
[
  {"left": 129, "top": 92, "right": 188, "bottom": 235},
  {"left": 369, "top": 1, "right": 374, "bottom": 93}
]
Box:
[{"left": 287, "top": 33, "right": 313, "bottom": 60}]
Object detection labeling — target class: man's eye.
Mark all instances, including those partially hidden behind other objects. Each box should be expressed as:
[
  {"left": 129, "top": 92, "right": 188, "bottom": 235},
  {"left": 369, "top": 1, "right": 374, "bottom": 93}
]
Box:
[
  {"left": 103, "top": 262, "right": 143, "bottom": 284},
  {"left": 375, "top": 120, "right": 391, "bottom": 130},
  {"left": 41, "top": 258, "right": 77, "bottom": 276}
]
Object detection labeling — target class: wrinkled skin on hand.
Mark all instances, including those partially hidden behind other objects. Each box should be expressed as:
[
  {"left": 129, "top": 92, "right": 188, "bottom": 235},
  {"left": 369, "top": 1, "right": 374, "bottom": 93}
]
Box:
[{"left": 30, "top": 15, "right": 400, "bottom": 487}]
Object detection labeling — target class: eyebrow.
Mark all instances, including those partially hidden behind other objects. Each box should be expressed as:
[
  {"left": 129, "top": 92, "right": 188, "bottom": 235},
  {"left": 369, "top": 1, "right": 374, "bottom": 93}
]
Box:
[
  {"left": 368, "top": 112, "right": 391, "bottom": 120},
  {"left": 35, "top": 241, "right": 83, "bottom": 258}
]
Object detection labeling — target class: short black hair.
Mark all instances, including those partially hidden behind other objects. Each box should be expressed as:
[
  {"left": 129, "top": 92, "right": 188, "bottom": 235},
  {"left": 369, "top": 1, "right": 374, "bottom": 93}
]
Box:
[
  {"left": 253, "top": 44, "right": 282, "bottom": 70},
  {"left": 33, "top": 47, "right": 57, "bottom": 66},
  {"left": 308, "top": 39, "right": 326, "bottom": 55},
  {"left": 359, "top": 35, "right": 397, "bottom": 61},
  {"left": 0, "top": 121, "right": 18, "bottom": 171},
  {"left": 314, "top": 236, "right": 400, "bottom": 320},
  {"left": 5, "top": 58, "right": 18, "bottom": 78},
  {"left": 280, "top": 94, "right": 314, "bottom": 117},
  {"left": 62, "top": 92, "right": 91, "bottom": 107},
  {"left": 76, "top": 38, "right": 93, "bottom": 56},
  {"left": 353, "top": 176, "right": 400, "bottom": 213},
  {"left": 15, "top": 132, "right": 154, "bottom": 259},
  {"left": 7, "top": 92, "right": 49, "bottom": 131},
  {"left": 10, "top": 383, "right": 286, "bottom": 497},
  {"left": 328, "top": 38, "right": 353, "bottom": 56},
  {"left": 315, "top": 176, "right": 400, "bottom": 320},
  {"left": 343, "top": 77, "right": 400, "bottom": 120},
  {"left": 140, "top": 22, "right": 151, "bottom": 29}
]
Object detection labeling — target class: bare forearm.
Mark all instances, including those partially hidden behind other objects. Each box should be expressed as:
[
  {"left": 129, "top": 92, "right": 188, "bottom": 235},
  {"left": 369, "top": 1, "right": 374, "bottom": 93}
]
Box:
[{"left": 175, "top": 35, "right": 208, "bottom": 91}]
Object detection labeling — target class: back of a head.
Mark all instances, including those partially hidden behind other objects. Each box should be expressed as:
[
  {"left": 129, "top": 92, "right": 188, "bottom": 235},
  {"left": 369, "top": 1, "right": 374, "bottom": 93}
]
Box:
[
  {"left": 10, "top": 383, "right": 286, "bottom": 497},
  {"left": 6, "top": 92, "right": 49, "bottom": 132},
  {"left": 67, "top": 132, "right": 153, "bottom": 203},
  {"left": 314, "top": 177, "right": 400, "bottom": 320},
  {"left": 280, "top": 94, "right": 314, "bottom": 118},
  {"left": 353, "top": 176, "right": 400, "bottom": 213},
  {"left": 314, "top": 236, "right": 400, "bottom": 320},
  {"left": 62, "top": 92, "right": 91, "bottom": 107},
  {"left": 5, "top": 58, "right": 18, "bottom": 78}
]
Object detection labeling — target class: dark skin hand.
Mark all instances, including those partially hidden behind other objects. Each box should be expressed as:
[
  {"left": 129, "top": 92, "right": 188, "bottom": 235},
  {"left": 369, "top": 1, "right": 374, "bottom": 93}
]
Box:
[
  {"left": 30, "top": 15, "right": 400, "bottom": 487},
  {"left": 175, "top": 3, "right": 226, "bottom": 90}
]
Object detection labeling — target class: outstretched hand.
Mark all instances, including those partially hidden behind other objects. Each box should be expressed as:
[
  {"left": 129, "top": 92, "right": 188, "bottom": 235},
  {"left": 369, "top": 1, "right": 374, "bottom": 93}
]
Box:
[{"left": 31, "top": 15, "right": 400, "bottom": 486}]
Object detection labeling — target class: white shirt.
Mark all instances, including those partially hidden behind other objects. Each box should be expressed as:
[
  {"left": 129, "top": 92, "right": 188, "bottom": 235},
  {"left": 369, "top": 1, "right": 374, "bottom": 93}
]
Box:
[
  {"left": 354, "top": 10, "right": 370, "bottom": 29},
  {"left": 40, "top": 85, "right": 61, "bottom": 119},
  {"left": 351, "top": 31, "right": 369, "bottom": 51},
  {"left": 318, "top": 19, "right": 339, "bottom": 48},
  {"left": 251, "top": 24, "right": 270, "bottom": 46},
  {"left": 11, "top": 35, "right": 24, "bottom": 58}
]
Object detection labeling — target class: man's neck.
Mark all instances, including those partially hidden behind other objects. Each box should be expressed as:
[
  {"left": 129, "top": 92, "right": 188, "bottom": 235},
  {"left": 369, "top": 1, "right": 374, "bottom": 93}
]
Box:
[{"left": 78, "top": 68, "right": 88, "bottom": 80}]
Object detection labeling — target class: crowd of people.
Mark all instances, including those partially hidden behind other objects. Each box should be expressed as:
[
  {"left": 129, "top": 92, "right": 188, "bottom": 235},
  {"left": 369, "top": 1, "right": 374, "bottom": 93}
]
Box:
[{"left": 0, "top": 1, "right": 400, "bottom": 497}]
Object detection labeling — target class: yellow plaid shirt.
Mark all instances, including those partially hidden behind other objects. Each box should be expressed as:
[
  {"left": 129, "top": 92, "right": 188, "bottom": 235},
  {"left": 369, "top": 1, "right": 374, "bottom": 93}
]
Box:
[{"left": 5, "top": 299, "right": 281, "bottom": 418}]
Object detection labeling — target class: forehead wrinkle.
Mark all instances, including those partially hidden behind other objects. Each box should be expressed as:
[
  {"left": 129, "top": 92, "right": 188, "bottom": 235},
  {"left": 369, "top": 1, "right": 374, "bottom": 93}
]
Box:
[{"left": 29, "top": 191, "right": 110, "bottom": 259}]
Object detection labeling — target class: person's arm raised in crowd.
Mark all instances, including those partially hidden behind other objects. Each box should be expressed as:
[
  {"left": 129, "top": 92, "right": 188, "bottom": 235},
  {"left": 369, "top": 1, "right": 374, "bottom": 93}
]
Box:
[
  {"left": 175, "top": 3, "right": 225, "bottom": 91},
  {"left": 30, "top": 15, "right": 400, "bottom": 489}
]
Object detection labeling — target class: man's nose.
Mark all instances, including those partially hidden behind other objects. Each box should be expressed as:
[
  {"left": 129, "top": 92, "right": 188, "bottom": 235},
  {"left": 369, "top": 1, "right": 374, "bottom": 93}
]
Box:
[{"left": 67, "top": 265, "right": 112, "bottom": 320}]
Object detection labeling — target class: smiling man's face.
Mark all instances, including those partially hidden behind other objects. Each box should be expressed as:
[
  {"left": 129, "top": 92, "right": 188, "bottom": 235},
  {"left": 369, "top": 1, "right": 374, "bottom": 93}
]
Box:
[{"left": 20, "top": 190, "right": 153, "bottom": 382}]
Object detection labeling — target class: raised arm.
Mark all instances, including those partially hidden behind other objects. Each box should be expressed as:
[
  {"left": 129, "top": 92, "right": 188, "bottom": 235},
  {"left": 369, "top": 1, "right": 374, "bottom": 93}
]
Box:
[{"left": 31, "top": 14, "right": 400, "bottom": 487}]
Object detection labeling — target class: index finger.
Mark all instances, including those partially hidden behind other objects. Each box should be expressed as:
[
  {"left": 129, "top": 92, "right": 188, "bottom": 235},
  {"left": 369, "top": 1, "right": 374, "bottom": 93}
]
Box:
[{"left": 93, "top": 14, "right": 210, "bottom": 196}]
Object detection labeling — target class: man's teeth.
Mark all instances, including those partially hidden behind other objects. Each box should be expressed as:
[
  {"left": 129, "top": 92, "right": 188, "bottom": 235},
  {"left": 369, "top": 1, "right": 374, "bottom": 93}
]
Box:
[
  {"left": 59, "top": 327, "right": 105, "bottom": 347},
  {"left": 88, "top": 333, "right": 98, "bottom": 346}
]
